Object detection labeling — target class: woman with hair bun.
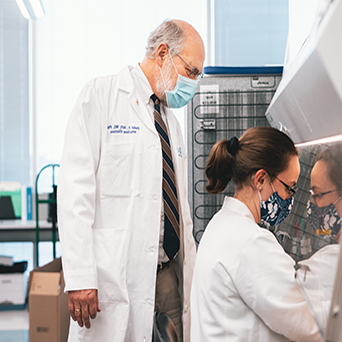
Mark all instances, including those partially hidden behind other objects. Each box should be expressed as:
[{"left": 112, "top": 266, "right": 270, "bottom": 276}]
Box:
[{"left": 191, "top": 127, "right": 326, "bottom": 342}]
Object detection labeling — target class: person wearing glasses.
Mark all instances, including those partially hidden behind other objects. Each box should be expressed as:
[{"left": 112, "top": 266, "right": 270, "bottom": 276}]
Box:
[
  {"left": 58, "top": 19, "right": 205, "bottom": 342},
  {"left": 298, "top": 144, "right": 342, "bottom": 303},
  {"left": 190, "top": 127, "right": 325, "bottom": 342},
  {"left": 307, "top": 144, "right": 342, "bottom": 244}
]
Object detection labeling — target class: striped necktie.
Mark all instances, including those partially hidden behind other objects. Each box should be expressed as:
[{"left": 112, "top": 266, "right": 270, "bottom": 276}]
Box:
[{"left": 151, "top": 94, "right": 180, "bottom": 260}]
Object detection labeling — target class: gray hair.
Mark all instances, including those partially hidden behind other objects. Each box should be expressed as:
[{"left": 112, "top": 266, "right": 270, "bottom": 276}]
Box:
[{"left": 145, "top": 20, "right": 185, "bottom": 58}]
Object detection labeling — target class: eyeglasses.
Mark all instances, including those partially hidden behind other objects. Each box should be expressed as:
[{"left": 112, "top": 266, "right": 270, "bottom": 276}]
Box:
[
  {"left": 275, "top": 176, "right": 298, "bottom": 197},
  {"left": 310, "top": 189, "right": 338, "bottom": 203},
  {"left": 176, "top": 53, "right": 203, "bottom": 80}
]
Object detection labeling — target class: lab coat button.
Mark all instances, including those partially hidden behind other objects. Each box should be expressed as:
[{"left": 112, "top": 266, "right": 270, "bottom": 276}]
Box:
[
  {"left": 184, "top": 305, "right": 188, "bottom": 312},
  {"left": 184, "top": 258, "right": 187, "bottom": 265},
  {"left": 159, "top": 242, "right": 162, "bottom": 247}
]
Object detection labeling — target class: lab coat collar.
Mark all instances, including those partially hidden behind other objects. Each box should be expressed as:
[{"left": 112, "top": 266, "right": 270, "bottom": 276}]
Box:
[
  {"left": 131, "top": 64, "right": 154, "bottom": 106},
  {"left": 222, "top": 196, "right": 256, "bottom": 223},
  {"left": 117, "top": 65, "right": 156, "bottom": 134}
]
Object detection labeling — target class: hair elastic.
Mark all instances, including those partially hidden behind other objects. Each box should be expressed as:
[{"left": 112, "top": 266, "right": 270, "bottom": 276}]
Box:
[{"left": 227, "top": 136, "right": 239, "bottom": 156}]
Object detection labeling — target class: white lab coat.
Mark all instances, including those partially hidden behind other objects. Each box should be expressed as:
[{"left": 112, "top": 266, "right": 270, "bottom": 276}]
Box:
[
  {"left": 191, "top": 197, "right": 324, "bottom": 342},
  {"left": 295, "top": 244, "right": 339, "bottom": 336},
  {"left": 299, "top": 244, "right": 339, "bottom": 301},
  {"left": 57, "top": 65, "right": 196, "bottom": 342}
]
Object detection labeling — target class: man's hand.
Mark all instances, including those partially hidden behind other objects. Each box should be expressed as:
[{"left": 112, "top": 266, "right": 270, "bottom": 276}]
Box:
[{"left": 68, "top": 289, "right": 101, "bottom": 329}]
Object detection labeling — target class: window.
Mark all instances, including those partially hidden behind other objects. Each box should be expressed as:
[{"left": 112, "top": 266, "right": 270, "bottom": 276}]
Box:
[
  {"left": 0, "top": 0, "right": 30, "bottom": 186},
  {"left": 213, "top": 0, "right": 289, "bottom": 66}
]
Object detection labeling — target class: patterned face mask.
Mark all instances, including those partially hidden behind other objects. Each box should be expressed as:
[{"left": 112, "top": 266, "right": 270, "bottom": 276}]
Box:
[
  {"left": 307, "top": 199, "right": 342, "bottom": 236},
  {"left": 259, "top": 182, "right": 294, "bottom": 228}
]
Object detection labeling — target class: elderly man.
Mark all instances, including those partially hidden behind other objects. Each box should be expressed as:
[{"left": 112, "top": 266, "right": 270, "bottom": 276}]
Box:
[{"left": 58, "top": 19, "right": 205, "bottom": 342}]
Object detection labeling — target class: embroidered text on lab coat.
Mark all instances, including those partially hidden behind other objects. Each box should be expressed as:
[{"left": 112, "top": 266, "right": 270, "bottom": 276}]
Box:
[{"left": 107, "top": 124, "right": 140, "bottom": 135}]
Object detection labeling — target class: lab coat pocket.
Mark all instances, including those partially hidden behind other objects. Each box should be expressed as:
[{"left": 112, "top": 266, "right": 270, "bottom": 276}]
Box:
[
  {"left": 100, "top": 142, "right": 143, "bottom": 198},
  {"left": 93, "top": 228, "right": 129, "bottom": 304}
]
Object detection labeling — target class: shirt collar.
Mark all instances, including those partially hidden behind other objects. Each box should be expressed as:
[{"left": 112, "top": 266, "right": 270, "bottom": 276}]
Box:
[
  {"left": 131, "top": 64, "right": 154, "bottom": 106},
  {"left": 222, "top": 196, "right": 255, "bottom": 223}
]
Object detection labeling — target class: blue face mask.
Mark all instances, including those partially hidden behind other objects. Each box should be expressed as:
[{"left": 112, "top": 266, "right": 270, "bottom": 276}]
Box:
[
  {"left": 165, "top": 75, "right": 198, "bottom": 108},
  {"left": 259, "top": 183, "right": 294, "bottom": 228},
  {"left": 161, "top": 55, "right": 198, "bottom": 109}
]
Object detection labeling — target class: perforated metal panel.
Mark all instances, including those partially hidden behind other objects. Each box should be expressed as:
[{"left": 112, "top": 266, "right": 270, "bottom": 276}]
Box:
[{"left": 187, "top": 69, "right": 283, "bottom": 244}]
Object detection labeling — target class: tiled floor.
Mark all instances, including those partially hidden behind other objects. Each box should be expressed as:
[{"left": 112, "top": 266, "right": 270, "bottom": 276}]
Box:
[{"left": 0, "top": 309, "right": 29, "bottom": 342}]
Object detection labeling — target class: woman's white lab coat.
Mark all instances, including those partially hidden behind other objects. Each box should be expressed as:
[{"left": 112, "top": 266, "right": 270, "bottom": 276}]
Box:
[
  {"left": 294, "top": 243, "right": 340, "bottom": 334},
  {"left": 57, "top": 65, "right": 196, "bottom": 342},
  {"left": 191, "top": 196, "right": 325, "bottom": 342},
  {"left": 299, "top": 244, "right": 339, "bottom": 301}
]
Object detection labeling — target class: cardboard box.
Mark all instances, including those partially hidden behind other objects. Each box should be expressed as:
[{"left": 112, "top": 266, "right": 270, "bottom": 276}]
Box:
[{"left": 29, "top": 258, "right": 70, "bottom": 342}]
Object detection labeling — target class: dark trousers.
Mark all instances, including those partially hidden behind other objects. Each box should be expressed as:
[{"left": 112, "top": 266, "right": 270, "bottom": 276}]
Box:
[{"left": 154, "top": 262, "right": 183, "bottom": 341}]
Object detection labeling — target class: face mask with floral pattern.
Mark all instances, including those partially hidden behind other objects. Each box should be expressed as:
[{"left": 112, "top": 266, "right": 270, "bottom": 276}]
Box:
[
  {"left": 259, "top": 182, "right": 294, "bottom": 228},
  {"left": 307, "top": 198, "right": 342, "bottom": 236}
]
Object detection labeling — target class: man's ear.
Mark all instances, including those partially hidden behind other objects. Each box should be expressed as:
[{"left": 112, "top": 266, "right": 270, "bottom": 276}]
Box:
[
  {"left": 155, "top": 43, "right": 169, "bottom": 68},
  {"left": 254, "top": 169, "right": 268, "bottom": 190}
]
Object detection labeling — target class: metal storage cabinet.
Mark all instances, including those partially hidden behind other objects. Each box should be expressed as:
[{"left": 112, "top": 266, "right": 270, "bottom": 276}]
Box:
[{"left": 187, "top": 66, "right": 283, "bottom": 245}]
